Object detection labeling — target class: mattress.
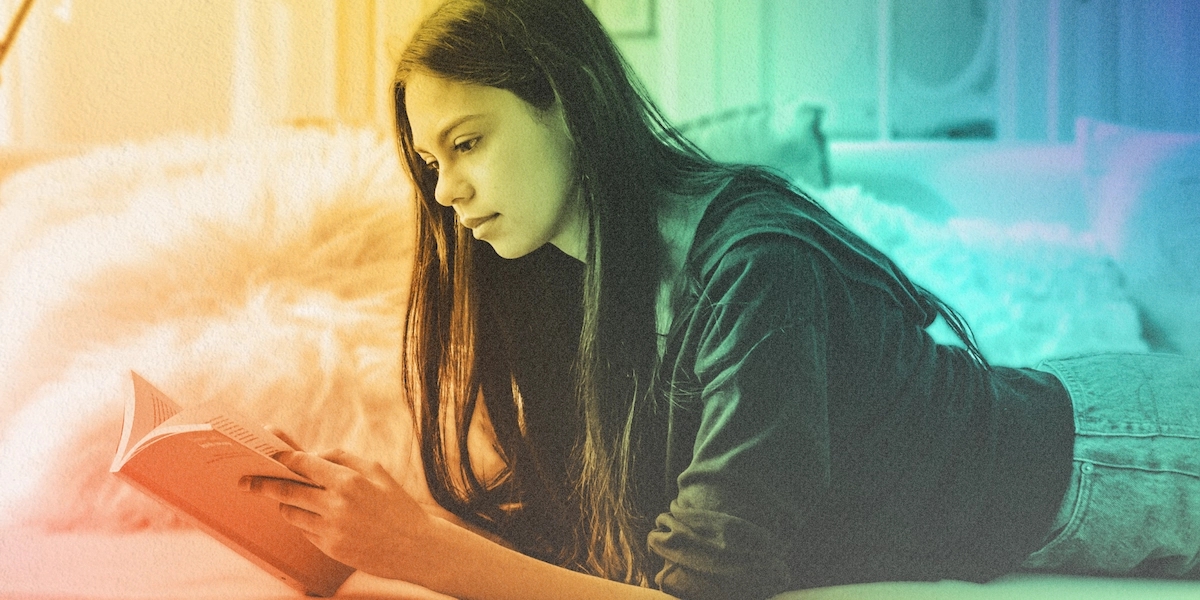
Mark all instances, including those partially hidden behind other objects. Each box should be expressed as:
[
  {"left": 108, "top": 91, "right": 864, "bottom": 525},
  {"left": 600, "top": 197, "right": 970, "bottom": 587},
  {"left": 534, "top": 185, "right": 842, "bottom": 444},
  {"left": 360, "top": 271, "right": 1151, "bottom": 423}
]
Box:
[
  {"left": 0, "top": 526, "right": 449, "bottom": 600},
  {"left": 5, "top": 526, "right": 1200, "bottom": 600}
]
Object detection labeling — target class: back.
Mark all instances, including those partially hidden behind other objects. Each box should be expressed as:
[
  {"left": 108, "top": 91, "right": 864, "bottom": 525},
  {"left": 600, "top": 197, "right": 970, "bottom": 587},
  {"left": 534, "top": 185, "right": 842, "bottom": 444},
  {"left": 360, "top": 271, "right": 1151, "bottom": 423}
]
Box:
[{"left": 647, "top": 172, "right": 1075, "bottom": 595}]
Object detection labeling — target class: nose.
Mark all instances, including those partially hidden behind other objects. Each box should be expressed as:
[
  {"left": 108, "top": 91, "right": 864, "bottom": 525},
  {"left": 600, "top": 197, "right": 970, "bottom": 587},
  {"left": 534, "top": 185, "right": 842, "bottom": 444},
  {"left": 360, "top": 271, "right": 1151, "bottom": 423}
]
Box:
[{"left": 433, "top": 167, "right": 470, "bottom": 207}]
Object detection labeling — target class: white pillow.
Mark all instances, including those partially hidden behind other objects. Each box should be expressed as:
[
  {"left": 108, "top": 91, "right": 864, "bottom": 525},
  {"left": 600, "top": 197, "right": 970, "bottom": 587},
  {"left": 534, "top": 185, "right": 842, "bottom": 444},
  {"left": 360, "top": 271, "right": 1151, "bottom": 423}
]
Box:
[
  {"left": 679, "top": 100, "right": 830, "bottom": 188},
  {"left": 1078, "top": 117, "right": 1200, "bottom": 356},
  {"left": 816, "top": 184, "right": 1147, "bottom": 367}
]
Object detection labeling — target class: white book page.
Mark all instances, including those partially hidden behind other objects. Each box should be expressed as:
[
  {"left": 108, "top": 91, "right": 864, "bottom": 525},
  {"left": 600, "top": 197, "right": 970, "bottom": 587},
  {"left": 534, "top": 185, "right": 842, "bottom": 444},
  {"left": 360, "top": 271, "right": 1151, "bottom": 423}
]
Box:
[{"left": 112, "top": 372, "right": 183, "bottom": 469}]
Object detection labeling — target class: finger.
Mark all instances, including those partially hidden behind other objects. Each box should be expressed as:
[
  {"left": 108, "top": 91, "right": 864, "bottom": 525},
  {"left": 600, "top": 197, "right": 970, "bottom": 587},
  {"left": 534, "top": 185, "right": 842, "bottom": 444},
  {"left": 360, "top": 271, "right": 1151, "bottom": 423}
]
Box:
[
  {"left": 264, "top": 425, "right": 304, "bottom": 451},
  {"left": 276, "top": 450, "right": 351, "bottom": 486},
  {"left": 319, "top": 448, "right": 393, "bottom": 481},
  {"left": 278, "top": 501, "right": 323, "bottom": 533},
  {"left": 239, "top": 475, "right": 324, "bottom": 513}
]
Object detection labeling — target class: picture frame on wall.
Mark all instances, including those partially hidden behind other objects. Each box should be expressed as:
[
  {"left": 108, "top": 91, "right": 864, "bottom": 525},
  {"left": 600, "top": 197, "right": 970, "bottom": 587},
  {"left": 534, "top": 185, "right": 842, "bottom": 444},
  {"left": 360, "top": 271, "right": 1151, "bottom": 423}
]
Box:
[{"left": 586, "top": 0, "right": 655, "bottom": 37}]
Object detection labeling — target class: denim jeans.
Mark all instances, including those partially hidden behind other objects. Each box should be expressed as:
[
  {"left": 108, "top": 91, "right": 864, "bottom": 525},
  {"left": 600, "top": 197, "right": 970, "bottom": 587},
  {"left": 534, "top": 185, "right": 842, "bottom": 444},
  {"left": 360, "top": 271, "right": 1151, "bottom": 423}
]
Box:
[{"left": 1020, "top": 353, "right": 1200, "bottom": 577}]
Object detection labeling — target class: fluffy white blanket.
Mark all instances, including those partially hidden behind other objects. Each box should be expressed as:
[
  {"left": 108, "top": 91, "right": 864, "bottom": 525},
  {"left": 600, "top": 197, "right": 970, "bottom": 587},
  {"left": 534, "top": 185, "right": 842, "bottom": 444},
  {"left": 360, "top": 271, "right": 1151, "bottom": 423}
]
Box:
[
  {"left": 0, "top": 128, "right": 418, "bottom": 530},
  {"left": 0, "top": 130, "right": 1146, "bottom": 533}
]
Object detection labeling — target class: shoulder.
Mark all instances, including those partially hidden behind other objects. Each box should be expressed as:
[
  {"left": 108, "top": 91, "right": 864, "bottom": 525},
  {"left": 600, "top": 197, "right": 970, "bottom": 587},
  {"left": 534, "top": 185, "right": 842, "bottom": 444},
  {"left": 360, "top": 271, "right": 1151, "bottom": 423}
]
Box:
[
  {"left": 686, "top": 171, "right": 834, "bottom": 279},
  {"left": 658, "top": 169, "right": 812, "bottom": 270},
  {"left": 679, "top": 170, "right": 942, "bottom": 329},
  {"left": 698, "top": 170, "right": 810, "bottom": 227}
]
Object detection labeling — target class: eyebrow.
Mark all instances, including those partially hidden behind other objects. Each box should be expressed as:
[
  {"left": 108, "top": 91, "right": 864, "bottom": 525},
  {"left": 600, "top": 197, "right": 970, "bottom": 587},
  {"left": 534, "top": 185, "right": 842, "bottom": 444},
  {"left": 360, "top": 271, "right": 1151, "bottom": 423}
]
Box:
[{"left": 415, "top": 114, "right": 483, "bottom": 155}]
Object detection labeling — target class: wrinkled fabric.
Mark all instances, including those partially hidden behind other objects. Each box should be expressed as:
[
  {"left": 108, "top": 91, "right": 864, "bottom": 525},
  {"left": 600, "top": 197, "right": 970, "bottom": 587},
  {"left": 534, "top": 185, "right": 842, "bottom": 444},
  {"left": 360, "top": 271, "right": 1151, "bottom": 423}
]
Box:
[{"left": 647, "top": 175, "right": 1075, "bottom": 599}]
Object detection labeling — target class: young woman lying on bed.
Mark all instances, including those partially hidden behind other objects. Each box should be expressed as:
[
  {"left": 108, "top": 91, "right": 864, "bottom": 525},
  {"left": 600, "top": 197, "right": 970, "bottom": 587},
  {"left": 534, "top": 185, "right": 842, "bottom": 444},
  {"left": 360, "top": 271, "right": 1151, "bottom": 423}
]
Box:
[{"left": 241, "top": 1, "right": 1200, "bottom": 598}]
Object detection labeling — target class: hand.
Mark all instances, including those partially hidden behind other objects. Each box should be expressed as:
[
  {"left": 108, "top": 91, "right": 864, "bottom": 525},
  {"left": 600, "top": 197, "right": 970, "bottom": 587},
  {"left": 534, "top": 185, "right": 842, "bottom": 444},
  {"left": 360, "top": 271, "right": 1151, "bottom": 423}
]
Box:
[
  {"left": 257, "top": 426, "right": 492, "bottom": 546},
  {"left": 264, "top": 425, "right": 304, "bottom": 452},
  {"left": 240, "top": 449, "right": 432, "bottom": 580}
]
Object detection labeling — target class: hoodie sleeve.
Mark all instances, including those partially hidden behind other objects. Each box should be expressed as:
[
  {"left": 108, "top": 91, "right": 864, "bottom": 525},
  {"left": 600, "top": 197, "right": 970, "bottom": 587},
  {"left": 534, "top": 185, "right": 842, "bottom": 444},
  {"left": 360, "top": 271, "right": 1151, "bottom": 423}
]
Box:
[{"left": 648, "top": 234, "right": 836, "bottom": 600}]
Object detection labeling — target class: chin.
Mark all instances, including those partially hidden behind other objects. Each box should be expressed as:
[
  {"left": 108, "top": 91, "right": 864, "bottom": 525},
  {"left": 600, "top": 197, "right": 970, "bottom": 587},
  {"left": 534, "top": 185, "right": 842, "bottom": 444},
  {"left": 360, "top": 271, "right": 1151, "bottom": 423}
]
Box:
[{"left": 484, "top": 239, "right": 537, "bottom": 260}]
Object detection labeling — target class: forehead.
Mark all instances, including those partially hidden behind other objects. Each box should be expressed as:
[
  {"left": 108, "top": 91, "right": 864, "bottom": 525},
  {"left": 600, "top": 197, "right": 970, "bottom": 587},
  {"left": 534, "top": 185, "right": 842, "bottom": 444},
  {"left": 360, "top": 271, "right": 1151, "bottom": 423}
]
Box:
[{"left": 405, "top": 73, "right": 519, "bottom": 149}]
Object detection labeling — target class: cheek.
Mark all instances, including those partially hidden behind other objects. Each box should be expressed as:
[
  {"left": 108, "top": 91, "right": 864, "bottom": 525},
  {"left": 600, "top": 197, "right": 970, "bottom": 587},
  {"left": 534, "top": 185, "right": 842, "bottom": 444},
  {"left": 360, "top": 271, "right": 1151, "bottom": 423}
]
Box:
[
  {"left": 488, "top": 125, "right": 577, "bottom": 227},
  {"left": 508, "top": 152, "right": 570, "bottom": 214},
  {"left": 540, "top": 138, "right": 577, "bottom": 206},
  {"left": 537, "top": 163, "right": 575, "bottom": 220}
]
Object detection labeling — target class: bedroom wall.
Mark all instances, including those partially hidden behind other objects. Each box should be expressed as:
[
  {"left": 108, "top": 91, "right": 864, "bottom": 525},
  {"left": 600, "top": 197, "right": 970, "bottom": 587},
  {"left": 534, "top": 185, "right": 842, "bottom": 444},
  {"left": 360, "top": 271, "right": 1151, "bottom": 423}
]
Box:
[
  {"left": 4, "top": 0, "right": 238, "bottom": 146},
  {"left": 1068, "top": 0, "right": 1200, "bottom": 134},
  {"left": 0, "top": 0, "right": 1196, "bottom": 147},
  {"left": 0, "top": 0, "right": 418, "bottom": 147},
  {"left": 610, "top": 0, "right": 998, "bottom": 138},
  {"left": 612, "top": 0, "right": 1200, "bottom": 140}
]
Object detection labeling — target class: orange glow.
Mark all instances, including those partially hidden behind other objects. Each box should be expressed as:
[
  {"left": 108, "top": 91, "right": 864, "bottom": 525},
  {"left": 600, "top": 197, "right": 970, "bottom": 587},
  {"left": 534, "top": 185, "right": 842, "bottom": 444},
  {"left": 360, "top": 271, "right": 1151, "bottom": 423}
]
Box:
[{"left": 1, "top": 0, "right": 438, "bottom": 147}]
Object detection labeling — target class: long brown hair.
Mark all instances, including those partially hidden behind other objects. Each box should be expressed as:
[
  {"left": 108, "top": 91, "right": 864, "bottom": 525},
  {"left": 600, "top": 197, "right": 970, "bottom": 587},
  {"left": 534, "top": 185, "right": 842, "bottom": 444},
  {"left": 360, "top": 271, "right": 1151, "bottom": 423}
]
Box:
[
  {"left": 392, "top": 0, "right": 989, "bottom": 586},
  {"left": 393, "top": 0, "right": 724, "bottom": 584}
]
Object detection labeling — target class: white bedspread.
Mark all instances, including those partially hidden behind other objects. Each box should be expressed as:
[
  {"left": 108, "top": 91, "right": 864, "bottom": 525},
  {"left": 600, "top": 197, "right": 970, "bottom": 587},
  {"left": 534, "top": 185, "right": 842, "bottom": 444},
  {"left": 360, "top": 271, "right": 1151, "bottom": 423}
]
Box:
[
  {"left": 5, "top": 525, "right": 1200, "bottom": 600},
  {"left": 0, "top": 526, "right": 449, "bottom": 599}
]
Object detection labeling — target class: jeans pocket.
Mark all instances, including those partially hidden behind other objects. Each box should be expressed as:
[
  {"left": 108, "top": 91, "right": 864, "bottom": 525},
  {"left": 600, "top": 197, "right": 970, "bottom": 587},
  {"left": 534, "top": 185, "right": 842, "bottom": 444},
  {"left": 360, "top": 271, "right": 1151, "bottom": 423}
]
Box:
[{"left": 1020, "top": 461, "right": 1093, "bottom": 570}]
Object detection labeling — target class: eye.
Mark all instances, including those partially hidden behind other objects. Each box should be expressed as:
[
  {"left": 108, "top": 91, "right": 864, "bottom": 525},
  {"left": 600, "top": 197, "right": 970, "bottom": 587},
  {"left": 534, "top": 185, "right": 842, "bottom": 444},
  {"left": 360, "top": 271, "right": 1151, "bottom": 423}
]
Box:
[
  {"left": 454, "top": 137, "right": 479, "bottom": 153},
  {"left": 420, "top": 156, "right": 439, "bottom": 175}
]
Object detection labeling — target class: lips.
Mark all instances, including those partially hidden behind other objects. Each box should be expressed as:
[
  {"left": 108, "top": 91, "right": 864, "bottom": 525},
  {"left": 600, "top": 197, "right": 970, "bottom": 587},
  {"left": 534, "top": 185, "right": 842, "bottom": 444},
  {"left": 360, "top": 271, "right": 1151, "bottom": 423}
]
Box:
[{"left": 460, "top": 214, "right": 498, "bottom": 229}]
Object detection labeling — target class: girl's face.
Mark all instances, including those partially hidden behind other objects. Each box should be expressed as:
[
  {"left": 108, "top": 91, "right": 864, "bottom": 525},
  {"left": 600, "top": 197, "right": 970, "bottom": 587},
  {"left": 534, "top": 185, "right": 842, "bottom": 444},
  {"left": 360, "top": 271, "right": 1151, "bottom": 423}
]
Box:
[{"left": 406, "top": 73, "right": 586, "bottom": 261}]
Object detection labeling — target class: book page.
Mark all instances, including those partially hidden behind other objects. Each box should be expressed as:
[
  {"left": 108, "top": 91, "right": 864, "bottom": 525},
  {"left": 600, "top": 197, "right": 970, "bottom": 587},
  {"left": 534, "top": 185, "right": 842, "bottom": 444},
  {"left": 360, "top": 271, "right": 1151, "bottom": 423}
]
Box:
[
  {"left": 114, "top": 374, "right": 307, "bottom": 481},
  {"left": 208, "top": 412, "right": 293, "bottom": 458},
  {"left": 123, "top": 399, "right": 313, "bottom": 484},
  {"left": 113, "top": 372, "right": 183, "bottom": 468},
  {"left": 206, "top": 411, "right": 317, "bottom": 486}
]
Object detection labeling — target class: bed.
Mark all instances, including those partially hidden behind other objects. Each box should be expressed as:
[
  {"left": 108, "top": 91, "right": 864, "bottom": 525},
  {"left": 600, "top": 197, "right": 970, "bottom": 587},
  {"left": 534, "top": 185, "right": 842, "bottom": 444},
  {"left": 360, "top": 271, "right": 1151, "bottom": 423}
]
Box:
[{"left": 1, "top": 113, "right": 1198, "bottom": 599}]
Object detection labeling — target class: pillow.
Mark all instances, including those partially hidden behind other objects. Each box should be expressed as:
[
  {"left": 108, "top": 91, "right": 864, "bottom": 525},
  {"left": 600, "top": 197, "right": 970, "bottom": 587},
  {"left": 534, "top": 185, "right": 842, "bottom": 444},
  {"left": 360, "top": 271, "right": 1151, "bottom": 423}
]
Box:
[
  {"left": 816, "top": 185, "right": 1147, "bottom": 367},
  {"left": 0, "top": 126, "right": 423, "bottom": 532},
  {"left": 679, "top": 100, "right": 830, "bottom": 189},
  {"left": 1078, "top": 118, "right": 1200, "bottom": 356}
]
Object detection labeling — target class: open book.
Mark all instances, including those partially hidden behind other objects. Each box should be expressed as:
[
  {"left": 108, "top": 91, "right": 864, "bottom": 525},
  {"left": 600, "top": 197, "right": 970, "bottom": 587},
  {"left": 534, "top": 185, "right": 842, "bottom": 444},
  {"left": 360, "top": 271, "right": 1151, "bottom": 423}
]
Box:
[{"left": 110, "top": 372, "right": 355, "bottom": 597}]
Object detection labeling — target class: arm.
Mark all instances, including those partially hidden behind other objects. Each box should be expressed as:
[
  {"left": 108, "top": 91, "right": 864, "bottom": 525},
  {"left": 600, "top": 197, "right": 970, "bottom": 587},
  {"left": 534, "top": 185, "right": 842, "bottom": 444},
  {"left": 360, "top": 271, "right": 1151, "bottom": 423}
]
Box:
[
  {"left": 650, "top": 235, "right": 835, "bottom": 599},
  {"left": 423, "top": 509, "right": 677, "bottom": 600},
  {"left": 242, "top": 450, "right": 678, "bottom": 600}
]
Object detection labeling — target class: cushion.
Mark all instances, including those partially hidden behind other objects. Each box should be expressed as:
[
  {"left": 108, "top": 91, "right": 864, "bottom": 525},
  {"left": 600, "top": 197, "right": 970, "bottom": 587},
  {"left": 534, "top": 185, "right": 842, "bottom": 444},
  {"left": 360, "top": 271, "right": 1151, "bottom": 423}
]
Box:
[
  {"left": 679, "top": 100, "right": 830, "bottom": 188},
  {"left": 816, "top": 185, "right": 1146, "bottom": 367},
  {"left": 1077, "top": 118, "right": 1200, "bottom": 355}
]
